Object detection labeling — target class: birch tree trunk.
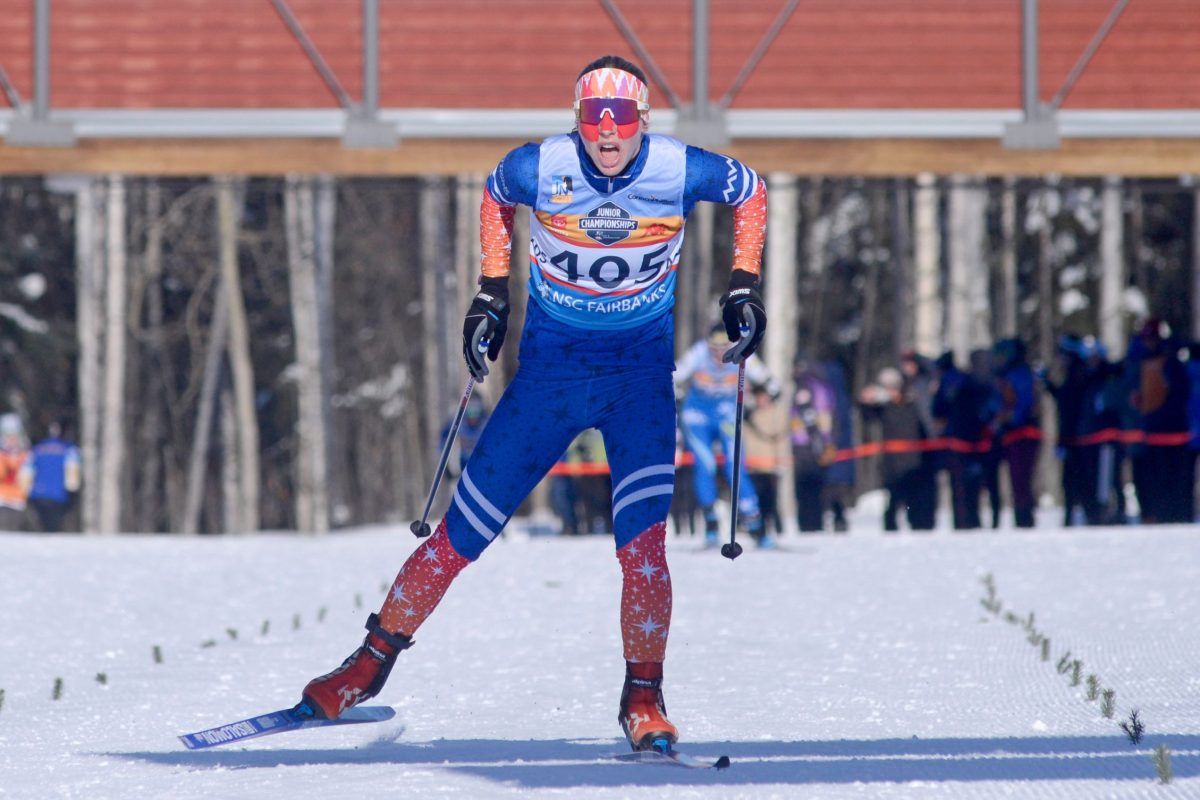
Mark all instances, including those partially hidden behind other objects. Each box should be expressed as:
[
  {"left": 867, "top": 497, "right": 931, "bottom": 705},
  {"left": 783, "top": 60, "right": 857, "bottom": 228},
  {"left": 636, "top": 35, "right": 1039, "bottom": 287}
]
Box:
[
  {"left": 947, "top": 175, "right": 990, "bottom": 362},
  {"left": 765, "top": 172, "right": 799, "bottom": 530},
  {"left": 75, "top": 179, "right": 102, "bottom": 534},
  {"left": 419, "top": 176, "right": 454, "bottom": 473},
  {"left": 285, "top": 174, "right": 330, "bottom": 533},
  {"left": 891, "top": 179, "right": 913, "bottom": 351},
  {"left": 216, "top": 176, "right": 260, "bottom": 533},
  {"left": 1100, "top": 176, "right": 1126, "bottom": 358},
  {"left": 98, "top": 174, "right": 127, "bottom": 535},
  {"left": 1192, "top": 185, "right": 1200, "bottom": 342},
  {"left": 315, "top": 175, "right": 339, "bottom": 525},
  {"left": 998, "top": 178, "right": 1019, "bottom": 339},
  {"left": 138, "top": 180, "right": 167, "bottom": 532},
  {"left": 220, "top": 382, "right": 239, "bottom": 534},
  {"left": 913, "top": 174, "right": 942, "bottom": 358},
  {"left": 180, "top": 282, "right": 228, "bottom": 535}
]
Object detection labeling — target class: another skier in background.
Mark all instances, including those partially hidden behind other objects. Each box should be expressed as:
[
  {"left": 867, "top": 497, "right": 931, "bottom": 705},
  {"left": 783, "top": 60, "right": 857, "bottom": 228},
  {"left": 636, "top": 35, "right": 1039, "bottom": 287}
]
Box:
[
  {"left": 676, "top": 325, "right": 780, "bottom": 547},
  {"left": 298, "top": 55, "right": 768, "bottom": 753}
]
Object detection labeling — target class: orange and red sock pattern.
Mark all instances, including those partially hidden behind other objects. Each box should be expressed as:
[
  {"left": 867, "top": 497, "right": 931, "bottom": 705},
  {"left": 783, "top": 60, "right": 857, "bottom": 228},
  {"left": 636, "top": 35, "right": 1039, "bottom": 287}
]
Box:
[
  {"left": 378, "top": 519, "right": 470, "bottom": 637},
  {"left": 616, "top": 521, "right": 672, "bottom": 663},
  {"left": 731, "top": 181, "right": 767, "bottom": 276}
]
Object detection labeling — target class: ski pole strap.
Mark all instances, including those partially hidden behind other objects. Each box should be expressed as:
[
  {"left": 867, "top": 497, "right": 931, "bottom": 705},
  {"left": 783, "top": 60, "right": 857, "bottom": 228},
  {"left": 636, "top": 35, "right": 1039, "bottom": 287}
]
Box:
[{"left": 366, "top": 613, "right": 414, "bottom": 652}]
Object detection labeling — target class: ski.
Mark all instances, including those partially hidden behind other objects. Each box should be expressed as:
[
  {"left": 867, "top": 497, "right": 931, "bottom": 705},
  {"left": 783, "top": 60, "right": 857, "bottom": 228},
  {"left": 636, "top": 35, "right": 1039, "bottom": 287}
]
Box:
[
  {"left": 178, "top": 705, "right": 395, "bottom": 750},
  {"left": 612, "top": 747, "right": 731, "bottom": 769}
]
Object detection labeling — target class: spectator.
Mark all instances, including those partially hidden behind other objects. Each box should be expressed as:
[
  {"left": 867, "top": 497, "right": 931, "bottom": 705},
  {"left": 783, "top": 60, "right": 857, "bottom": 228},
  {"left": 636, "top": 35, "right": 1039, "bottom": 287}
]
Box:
[
  {"left": 1042, "top": 335, "right": 1092, "bottom": 526},
  {"left": 822, "top": 358, "right": 855, "bottom": 533},
  {"left": 790, "top": 354, "right": 837, "bottom": 533},
  {"left": 0, "top": 413, "right": 34, "bottom": 531},
  {"left": 969, "top": 348, "right": 1004, "bottom": 529},
  {"left": 992, "top": 337, "right": 1041, "bottom": 529},
  {"left": 1127, "top": 318, "right": 1191, "bottom": 523},
  {"left": 931, "top": 352, "right": 989, "bottom": 530},
  {"left": 744, "top": 385, "right": 788, "bottom": 539},
  {"left": 27, "top": 422, "right": 80, "bottom": 533},
  {"left": 859, "top": 367, "right": 936, "bottom": 532}
]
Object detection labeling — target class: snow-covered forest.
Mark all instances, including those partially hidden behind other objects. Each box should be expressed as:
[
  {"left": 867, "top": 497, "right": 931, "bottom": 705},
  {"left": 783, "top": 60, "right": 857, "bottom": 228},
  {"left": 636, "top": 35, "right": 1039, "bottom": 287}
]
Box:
[{"left": 0, "top": 174, "right": 1197, "bottom": 533}]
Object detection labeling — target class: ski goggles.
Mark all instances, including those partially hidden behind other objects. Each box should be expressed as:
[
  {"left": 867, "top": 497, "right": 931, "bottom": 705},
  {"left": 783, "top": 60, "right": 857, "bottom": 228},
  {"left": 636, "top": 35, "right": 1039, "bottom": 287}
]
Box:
[{"left": 575, "top": 97, "right": 643, "bottom": 141}]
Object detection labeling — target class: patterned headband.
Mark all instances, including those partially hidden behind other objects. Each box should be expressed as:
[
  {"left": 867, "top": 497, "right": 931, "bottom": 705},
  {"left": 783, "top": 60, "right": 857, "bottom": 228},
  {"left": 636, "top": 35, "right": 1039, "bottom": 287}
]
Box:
[{"left": 574, "top": 67, "right": 650, "bottom": 109}]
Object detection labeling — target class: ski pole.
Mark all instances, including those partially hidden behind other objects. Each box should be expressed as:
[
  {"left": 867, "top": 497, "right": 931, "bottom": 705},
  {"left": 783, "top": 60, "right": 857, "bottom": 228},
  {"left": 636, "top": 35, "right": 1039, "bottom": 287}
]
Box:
[
  {"left": 410, "top": 333, "right": 491, "bottom": 538},
  {"left": 721, "top": 357, "right": 747, "bottom": 561}
]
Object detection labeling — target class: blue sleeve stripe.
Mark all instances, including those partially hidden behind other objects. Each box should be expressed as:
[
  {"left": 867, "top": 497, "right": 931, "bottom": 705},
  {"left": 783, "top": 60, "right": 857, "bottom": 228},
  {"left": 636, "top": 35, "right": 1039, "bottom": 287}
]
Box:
[{"left": 486, "top": 167, "right": 511, "bottom": 205}]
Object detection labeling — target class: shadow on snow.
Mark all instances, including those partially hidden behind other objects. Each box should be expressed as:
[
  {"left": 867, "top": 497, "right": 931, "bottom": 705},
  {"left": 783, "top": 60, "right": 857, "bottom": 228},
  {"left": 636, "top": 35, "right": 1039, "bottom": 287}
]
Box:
[{"left": 114, "top": 733, "right": 1200, "bottom": 788}]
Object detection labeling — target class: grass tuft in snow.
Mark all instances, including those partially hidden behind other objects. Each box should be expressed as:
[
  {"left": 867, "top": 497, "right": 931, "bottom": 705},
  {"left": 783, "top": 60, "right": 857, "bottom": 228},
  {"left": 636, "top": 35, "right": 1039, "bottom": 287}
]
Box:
[
  {"left": 52, "top": 677, "right": 63, "bottom": 700},
  {"left": 0, "top": 688, "right": 5, "bottom": 713},
  {"left": 200, "top": 639, "right": 216, "bottom": 648},
  {"left": 95, "top": 672, "right": 107, "bottom": 685},
  {"left": 261, "top": 619, "right": 270, "bottom": 636},
  {"left": 153, "top": 645, "right": 163, "bottom": 664},
  {"left": 225, "top": 628, "right": 238, "bottom": 641},
  {"left": 318, "top": 607, "right": 328, "bottom": 623},
  {"left": 1086, "top": 674, "right": 1101, "bottom": 701},
  {"left": 1153, "top": 743, "right": 1173, "bottom": 784},
  {"left": 1120, "top": 709, "right": 1145, "bottom": 745},
  {"left": 1041, "top": 638, "right": 1050, "bottom": 661},
  {"left": 1069, "top": 660, "right": 1082, "bottom": 687},
  {"left": 293, "top": 613, "right": 302, "bottom": 630},
  {"left": 1101, "top": 689, "right": 1116, "bottom": 718}
]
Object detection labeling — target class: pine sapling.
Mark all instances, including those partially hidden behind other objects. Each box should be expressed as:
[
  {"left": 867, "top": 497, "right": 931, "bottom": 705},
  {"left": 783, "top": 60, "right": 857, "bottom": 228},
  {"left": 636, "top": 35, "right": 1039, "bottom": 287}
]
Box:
[
  {"left": 226, "top": 628, "right": 238, "bottom": 641},
  {"left": 1119, "top": 709, "right": 1145, "bottom": 745},
  {"left": 153, "top": 645, "right": 163, "bottom": 664},
  {"left": 1101, "top": 689, "right": 1115, "bottom": 719},
  {"left": 317, "top": 607, "right": 327, "bottom": 623},
  {"left": 293, "top": 613, "right": 302, "bottom": 631},
  {"left": 1041, "top": 638, "right": 1050, "bottom": 662},
  {"left": 261, "top": 619, "right": 270, "bottom": 636},
  {"left": 0, "top": 688, "right": 5, "bottom": 713},
  {"left": 95, "top": 672, "right": 108, "bottom": 685},
  {"left": 200, "top": 639, "right": 217, "bottom": 648},
  {"left": 52, "top": 678, "right": 63, "bottom": 700},
  {"left": 1086, "top": 674, "right": 1100, "bottom": 701},
  {"left": 1056, "top": 651, "right": 1073, "bottom": 674},
  {"left": 1153, "top": 743, "right": 1173, "bottom": 784},
  {"left": 1070, "top": 660, "right": 1082, "bottom": 687}
]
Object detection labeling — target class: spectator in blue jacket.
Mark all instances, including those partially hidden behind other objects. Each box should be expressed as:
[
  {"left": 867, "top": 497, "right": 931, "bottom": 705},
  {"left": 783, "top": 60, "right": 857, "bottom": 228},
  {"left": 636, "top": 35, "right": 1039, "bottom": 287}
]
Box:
[{"left": 28, "top": 422, "right": 80, "bottom": 533}]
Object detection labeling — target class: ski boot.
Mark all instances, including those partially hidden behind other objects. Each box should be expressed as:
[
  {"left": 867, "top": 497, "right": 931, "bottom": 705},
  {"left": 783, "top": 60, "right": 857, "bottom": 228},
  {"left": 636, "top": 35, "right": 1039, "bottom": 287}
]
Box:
[
  {"left": 618, "top": 662, "right": 678, "bottom": 751},
  {"left": 297, "top": 613, "right": 412, "bottom": 720}
]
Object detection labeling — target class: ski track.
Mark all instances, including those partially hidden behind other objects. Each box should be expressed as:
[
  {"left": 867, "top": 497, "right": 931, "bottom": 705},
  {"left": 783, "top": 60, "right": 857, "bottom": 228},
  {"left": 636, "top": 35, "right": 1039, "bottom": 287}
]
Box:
[{"left": 1, "top": 511, "right": 1198, "bottom": 800}]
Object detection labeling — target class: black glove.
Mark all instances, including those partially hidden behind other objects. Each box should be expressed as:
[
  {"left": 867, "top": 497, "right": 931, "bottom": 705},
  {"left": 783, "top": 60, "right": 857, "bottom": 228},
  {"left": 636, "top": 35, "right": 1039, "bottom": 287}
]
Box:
[
  {"left": 462, "top": 277, "right": 509, "bottom": 380},
  {"left": 719, "top": 269, "right": 766, "bottom": 363}
]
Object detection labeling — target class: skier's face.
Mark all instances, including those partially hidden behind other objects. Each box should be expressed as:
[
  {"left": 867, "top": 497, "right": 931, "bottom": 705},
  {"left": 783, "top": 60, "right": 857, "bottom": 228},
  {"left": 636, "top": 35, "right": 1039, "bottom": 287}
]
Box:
[{"left": 575, "top": 67, "right": 649, "bottom": 177}]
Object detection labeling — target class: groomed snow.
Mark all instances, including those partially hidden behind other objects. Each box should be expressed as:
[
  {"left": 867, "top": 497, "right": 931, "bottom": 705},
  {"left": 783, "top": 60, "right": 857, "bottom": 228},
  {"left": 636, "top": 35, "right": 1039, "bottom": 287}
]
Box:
[{"left": 2, "top": 507, "right": 1197, "bottom": 799}]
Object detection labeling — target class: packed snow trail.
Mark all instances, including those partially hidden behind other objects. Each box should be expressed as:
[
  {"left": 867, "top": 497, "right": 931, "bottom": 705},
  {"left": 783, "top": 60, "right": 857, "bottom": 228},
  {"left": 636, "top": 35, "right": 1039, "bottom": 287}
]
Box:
[{"left": 1, "top": 513, "right": 1197, "bottom": 799}]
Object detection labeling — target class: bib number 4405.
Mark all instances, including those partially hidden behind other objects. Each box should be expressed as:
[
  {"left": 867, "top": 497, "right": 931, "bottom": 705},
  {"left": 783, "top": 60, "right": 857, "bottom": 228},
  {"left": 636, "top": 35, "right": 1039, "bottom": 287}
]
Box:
[{"left": 550, "top": 245, "right": 668, "bottom": 289}]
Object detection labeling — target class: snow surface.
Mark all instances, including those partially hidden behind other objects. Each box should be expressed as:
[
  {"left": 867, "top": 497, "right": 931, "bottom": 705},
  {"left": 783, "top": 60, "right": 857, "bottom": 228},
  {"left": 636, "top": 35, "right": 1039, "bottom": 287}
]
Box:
[{"left": 2, "top": 507, "right": 1199, "bottom": 799}]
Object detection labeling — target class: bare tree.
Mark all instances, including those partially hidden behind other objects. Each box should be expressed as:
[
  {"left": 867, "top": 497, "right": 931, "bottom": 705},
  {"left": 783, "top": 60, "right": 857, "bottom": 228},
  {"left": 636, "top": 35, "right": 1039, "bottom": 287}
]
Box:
[
  {"left": 98, "top": 174, "right": 128, "bottom": 535},
  {"left": 285, "top": 174, "right": 331, "bottom": 533},
  {"left": 216, "top": 176, "right": 260, "bottom": 533},
  {"left": 75, "top": 178, "right": 102, "bottom": 534}
]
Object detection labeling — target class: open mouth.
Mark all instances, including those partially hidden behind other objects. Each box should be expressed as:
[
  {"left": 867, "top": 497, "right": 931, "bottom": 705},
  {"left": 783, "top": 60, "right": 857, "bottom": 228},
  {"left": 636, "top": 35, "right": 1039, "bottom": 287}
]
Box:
[{"left": 597, "top": 143, "right": 622, "bottom": 169}]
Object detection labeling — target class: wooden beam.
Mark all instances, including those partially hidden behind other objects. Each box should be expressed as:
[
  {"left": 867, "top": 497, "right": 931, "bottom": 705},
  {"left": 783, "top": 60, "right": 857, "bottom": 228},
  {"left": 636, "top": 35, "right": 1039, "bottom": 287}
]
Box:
[{"left": 2, "top": 136, "right": 1199, "bottom": 176}]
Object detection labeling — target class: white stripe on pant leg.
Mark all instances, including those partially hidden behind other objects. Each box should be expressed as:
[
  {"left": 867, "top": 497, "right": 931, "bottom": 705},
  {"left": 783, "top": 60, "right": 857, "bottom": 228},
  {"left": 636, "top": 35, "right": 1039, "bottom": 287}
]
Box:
[
  {"left": 453, "top": 488, "right": 499, "bottom": 541},
  {"left": 612, "top": 463, "right": 676, "bottom": 498},
  {"left": 461, "top": 469, "right": 506, "bottom": 525},
  {"left": 611, "top": 484, "right": 675, "bottom": 521}
]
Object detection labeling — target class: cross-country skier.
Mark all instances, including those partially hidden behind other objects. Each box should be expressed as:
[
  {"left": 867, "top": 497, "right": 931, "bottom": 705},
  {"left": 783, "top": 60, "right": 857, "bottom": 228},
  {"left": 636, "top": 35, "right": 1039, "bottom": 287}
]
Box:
[
  {"left": 299, "top": 55, "right": 768, "bottom": 753},
  {"left": 676, "top": 325, "right": 779, "bottom": 546}
]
